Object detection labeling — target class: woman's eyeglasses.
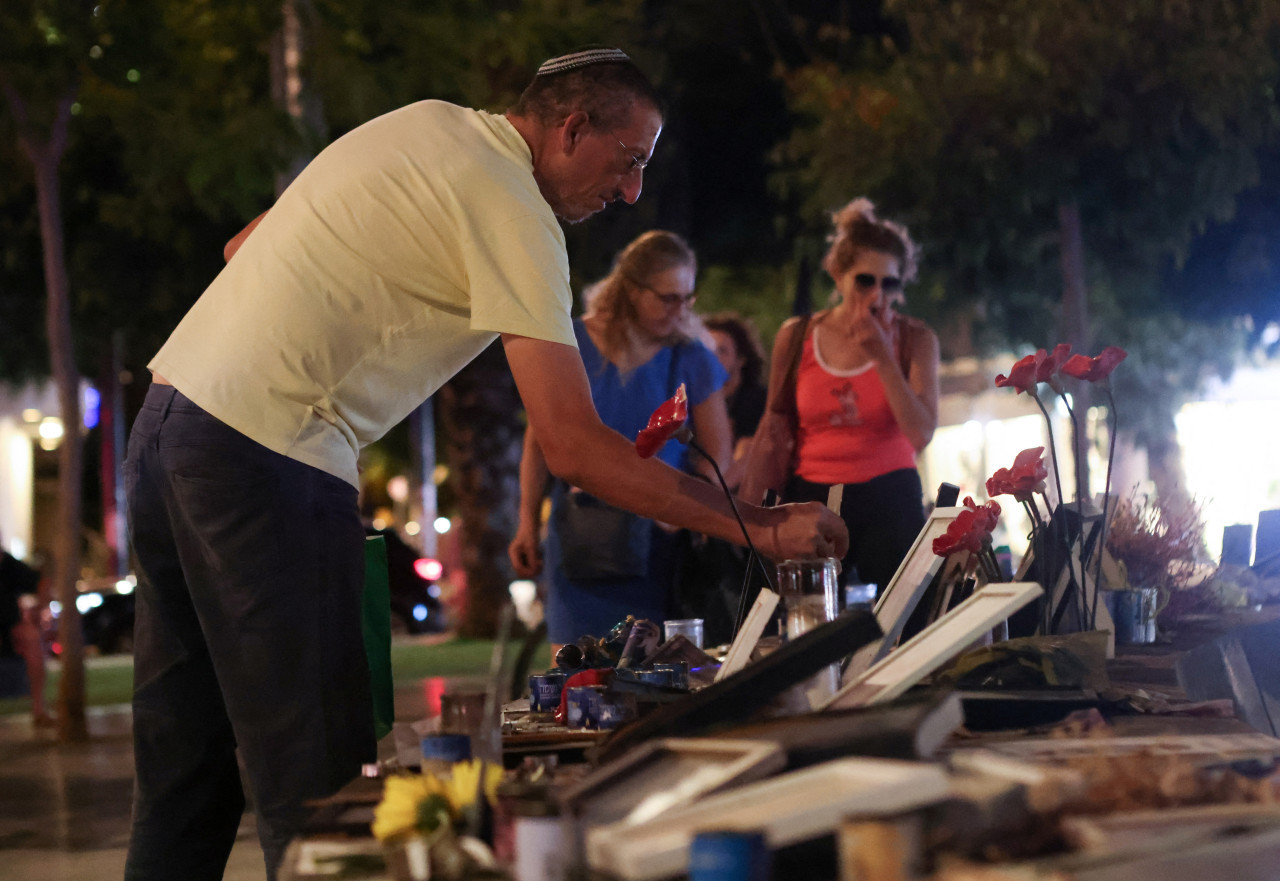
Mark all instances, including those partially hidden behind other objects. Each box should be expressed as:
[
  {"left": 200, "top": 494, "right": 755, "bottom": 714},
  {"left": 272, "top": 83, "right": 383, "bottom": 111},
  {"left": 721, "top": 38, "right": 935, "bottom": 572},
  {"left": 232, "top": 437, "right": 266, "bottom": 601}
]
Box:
[
  {"left": 647, "top": 287, "right": 697, "bottom": 308},
  {"left": 853, "top": 273, "right": 903, "bottom": 294}
]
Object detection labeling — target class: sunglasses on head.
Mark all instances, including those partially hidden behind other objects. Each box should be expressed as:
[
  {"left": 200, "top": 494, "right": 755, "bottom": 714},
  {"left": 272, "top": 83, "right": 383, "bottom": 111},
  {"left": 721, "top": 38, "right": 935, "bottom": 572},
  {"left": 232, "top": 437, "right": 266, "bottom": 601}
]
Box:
[{"left": 853, "top": 273, "right": 903, "bottom": 294}]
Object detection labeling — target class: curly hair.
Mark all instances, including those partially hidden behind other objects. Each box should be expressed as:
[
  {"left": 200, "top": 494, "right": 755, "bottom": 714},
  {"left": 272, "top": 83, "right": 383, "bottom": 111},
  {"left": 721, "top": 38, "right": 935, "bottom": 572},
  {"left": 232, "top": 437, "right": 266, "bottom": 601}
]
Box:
[
  {"left": 509, "top": 60, "right": 662, "bottom": 132},
  {"left": 822, "top": 197, "right": 919, "bottom": 287},
  {"left": 703, "top": 312, "right": 766, "bottom": 391},
  {"left": 582, "top": 230, "right": 701, "bottom": 359}
]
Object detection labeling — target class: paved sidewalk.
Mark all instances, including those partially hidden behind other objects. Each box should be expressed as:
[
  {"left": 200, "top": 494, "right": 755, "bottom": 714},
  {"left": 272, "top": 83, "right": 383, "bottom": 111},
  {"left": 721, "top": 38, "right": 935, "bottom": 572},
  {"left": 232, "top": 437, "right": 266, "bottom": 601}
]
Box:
[
  {"left": 0, "top": 665, "right": 473, "bottom": 881},
  {"left": 0, "top": 705, "right": 268, "bottom": 881}
]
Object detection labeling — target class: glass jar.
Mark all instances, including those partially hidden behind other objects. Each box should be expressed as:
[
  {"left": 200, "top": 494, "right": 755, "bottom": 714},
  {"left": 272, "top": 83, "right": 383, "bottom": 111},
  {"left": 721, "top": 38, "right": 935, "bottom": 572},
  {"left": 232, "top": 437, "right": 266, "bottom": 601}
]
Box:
[
  {"left": 776, "top": 558, "right": 841, "bottom": 640},
  {"left": 776, "top": 558, "right": 842, "bottom": 705}
]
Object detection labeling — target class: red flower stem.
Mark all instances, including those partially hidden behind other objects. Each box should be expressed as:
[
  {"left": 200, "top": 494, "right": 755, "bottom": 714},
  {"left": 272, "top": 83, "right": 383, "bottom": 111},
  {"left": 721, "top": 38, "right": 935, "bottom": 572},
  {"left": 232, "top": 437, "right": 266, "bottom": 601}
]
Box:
[
  {"left": 1019, "top": 495, "right": 1050, "bottom": 629},
  {"left": 1058, "top": 394, "right": 1089, "bottom": 628},
  {"left": 1022, "top": 499, "right": 1050, "bottom": 632},
  {"left": 1032, "top": 393, "right": 1083, "bottom": 633},
  {"left": 687, "top": 438, "right": 777, "bottom": 635},
  {"left": 1032, "top": 393, "right": 1066, "bottom": 513},
  {"left": 1059, "top": 396, "right": 1087, "bottom": 513},
  {"left": 1091, "top": 385, "right": 1120, "bottom": 629},
  {"left": 1021, "top": 496, "right": 1044, "bottom": 530},
  {"left": 980, "top": 543, "right": 1003, "bottom": 584}
]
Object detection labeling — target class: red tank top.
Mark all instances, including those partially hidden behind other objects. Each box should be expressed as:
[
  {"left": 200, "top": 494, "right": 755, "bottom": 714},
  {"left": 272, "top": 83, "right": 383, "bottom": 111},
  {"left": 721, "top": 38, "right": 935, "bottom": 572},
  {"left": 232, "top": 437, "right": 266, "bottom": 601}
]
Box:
[{"left": 793, "top": 326, "right": 917, "bottom": 485}]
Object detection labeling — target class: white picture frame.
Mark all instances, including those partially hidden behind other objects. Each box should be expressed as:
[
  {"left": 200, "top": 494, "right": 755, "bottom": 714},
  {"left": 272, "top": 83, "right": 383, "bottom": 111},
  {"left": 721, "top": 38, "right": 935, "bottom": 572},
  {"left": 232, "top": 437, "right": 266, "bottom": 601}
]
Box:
[
  {"left": 586, "top": 757, "right": 951, "bottom": 881},
  {"left": 842, "top": 507, "right": 963, "bottom": 682},
  {"left": 824, "top": 582, "right": 1044, "bottom": 710},
  {"left": 714, "top": 588, "right": 780, "bottom": 682},
  {"left": 871, "top": 506, "right": 963, "bottom": 653},
  {"left": 560, "top": 737, "right": 786, "bottom": 829}
]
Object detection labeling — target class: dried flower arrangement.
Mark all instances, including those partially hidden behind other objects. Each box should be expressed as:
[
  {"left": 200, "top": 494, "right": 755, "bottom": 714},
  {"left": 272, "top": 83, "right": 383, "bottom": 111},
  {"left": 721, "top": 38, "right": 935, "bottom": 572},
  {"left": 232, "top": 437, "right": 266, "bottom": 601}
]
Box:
[
  {"left": 1105, "top": 490, "right": 1207, "bottom": 596},
  {"left": 1101, "top": 490, "right": 1243, "bottom": 626}
]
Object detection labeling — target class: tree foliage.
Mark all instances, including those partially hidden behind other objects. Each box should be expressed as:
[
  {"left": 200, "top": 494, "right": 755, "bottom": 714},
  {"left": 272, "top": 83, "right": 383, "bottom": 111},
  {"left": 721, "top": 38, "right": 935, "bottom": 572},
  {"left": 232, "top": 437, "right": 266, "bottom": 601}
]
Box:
[{"left": 775, "top": 0, "right": 1280, "bottom": 347}]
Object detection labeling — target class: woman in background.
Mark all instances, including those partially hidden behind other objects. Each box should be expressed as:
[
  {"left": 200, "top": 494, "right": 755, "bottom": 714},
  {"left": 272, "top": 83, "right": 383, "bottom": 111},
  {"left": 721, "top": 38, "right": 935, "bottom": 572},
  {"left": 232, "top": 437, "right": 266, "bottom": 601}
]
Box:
[
  {"left": 509, "top": 231, "right": 731, "bottom": 659},
  {"left": 742, "top": 198, "right": 940, "bottom": 593},
  {"left": 703, "top": 312, "right": 768, "bottom": 491},
  {"left": 671, "top": 312, "right": 769, "bottom": 646}
]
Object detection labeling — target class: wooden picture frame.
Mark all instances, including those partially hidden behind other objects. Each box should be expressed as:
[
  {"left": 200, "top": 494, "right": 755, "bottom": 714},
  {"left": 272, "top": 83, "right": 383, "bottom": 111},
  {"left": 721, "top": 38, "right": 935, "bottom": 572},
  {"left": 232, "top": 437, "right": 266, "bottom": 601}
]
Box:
[{"left": 825, "top": 582, "right": 1044, "bottom": 710}]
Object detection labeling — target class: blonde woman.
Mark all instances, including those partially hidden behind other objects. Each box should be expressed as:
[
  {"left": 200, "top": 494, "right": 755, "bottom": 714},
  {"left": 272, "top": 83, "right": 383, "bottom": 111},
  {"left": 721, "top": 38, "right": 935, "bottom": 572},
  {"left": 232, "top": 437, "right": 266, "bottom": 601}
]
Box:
[
  {"left": 742, "top": 199, "right": 940, "bottom": 593},
  {"left": 509, "top": 231, "right": 732, "bottom": 656}
]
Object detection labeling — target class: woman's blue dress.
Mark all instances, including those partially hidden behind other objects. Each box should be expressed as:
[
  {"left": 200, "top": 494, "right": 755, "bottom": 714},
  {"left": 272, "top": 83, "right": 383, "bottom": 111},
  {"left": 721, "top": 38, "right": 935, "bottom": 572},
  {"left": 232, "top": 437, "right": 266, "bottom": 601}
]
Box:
[{"left": 543, "top": 320, "right": 727, "bottom": 644}]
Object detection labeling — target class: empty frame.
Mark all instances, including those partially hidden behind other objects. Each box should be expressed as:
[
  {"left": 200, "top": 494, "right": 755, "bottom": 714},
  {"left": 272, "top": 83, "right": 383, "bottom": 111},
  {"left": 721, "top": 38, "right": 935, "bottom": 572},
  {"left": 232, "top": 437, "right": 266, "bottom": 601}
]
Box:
[{"left": 825, "top": 582, "right": 1044, "bottom": 710}]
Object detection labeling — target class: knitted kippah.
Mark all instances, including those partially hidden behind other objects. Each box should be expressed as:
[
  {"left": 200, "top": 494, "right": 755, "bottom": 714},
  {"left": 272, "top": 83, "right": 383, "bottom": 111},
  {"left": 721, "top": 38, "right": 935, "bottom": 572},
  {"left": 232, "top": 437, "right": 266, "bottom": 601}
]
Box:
[{"left": 536, "top": 47, "right": 631, "bottom": 77}]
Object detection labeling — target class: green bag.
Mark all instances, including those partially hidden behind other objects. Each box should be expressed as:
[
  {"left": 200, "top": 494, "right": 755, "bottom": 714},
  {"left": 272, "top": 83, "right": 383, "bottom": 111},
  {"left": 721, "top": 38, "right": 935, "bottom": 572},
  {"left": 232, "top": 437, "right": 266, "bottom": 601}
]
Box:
[{"left": 363, "top": 535, "right": 395, "bottom": 741}]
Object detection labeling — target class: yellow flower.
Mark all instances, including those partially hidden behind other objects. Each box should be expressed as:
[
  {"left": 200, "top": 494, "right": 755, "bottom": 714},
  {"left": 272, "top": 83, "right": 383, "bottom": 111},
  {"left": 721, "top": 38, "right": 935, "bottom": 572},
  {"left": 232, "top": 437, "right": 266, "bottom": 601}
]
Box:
[
  {"left": 372, "top": 774, "right": 453, "bottom": 843},
  {"left": 444, "top": 758, "right": 503, "bottom": 810},
  {"left": 371, "top": 762, "right": 503, "bottom": 844}
]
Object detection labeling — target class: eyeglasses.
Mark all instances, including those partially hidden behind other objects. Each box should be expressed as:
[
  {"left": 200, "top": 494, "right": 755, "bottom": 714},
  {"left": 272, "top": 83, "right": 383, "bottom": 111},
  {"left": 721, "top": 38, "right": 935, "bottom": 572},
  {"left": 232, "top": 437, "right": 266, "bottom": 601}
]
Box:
[
  {"left": 853, "top": 273, "right": 903, "bottom": 294},
  {"left": 647, "top": 287, "right": 697, "bottom": 308},
  {"left": 616, "top": 137, "right": 650, "bottom": 173}
]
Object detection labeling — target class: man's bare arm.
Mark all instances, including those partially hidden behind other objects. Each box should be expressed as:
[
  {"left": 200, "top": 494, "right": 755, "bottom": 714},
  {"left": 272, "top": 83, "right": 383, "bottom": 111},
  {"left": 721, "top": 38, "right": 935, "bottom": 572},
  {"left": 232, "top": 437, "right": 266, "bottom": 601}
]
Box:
[
  {"left": 501, "top": 333, "right": 848, "bottom": 561},
  {"left": 223, "top": 210, "right": 269, "bottom": 262},
  {"left": 508, "top": 427, "right": 551, "bottom": 577}
]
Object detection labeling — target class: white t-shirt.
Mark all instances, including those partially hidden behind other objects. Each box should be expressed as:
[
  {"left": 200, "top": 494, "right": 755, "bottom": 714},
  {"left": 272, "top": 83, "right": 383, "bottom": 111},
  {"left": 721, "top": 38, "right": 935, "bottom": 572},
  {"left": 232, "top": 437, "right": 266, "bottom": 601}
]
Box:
[{"left": 151, "top": 101, "right": 576, "bottom": 487}]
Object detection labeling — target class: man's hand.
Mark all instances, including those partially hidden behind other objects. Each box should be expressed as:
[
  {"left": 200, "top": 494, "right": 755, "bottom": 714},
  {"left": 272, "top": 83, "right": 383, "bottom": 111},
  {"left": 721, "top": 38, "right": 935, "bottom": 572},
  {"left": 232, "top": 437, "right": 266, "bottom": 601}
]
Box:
[
  {"left": 502, "top": 333, "right": 849, "bottom": 559},
  {"left": 754, "top": 502, "right": 849, "bottom": 562}
]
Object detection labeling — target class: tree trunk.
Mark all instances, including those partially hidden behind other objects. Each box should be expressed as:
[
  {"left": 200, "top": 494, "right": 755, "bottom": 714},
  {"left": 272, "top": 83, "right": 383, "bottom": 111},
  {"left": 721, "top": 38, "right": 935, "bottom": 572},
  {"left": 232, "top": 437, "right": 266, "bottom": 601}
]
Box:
[
  {"left": 1146, "top": 426, "right": 1191, "bottom": 515},
  {"left": 270, "top": 0, "right": 325, "bottom": 196},
  {"left": 1058, "top": 200, "right": 1093, "bottom": 503},
  {"left": 101, "top": 331, "right": 129, "bottom": 577},
  {"left": 435, "top": 343, "right": 523, "bottom": 638},
  {"left": 6, "top": 81, "right": 89, "bottom": 742}
]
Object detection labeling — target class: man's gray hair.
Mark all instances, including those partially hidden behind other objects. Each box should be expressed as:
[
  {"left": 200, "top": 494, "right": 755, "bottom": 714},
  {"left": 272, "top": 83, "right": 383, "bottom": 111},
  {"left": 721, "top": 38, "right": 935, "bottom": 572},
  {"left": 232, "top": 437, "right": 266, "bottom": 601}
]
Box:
[{"left": 511, "top": 48, "right": 661, "bottom": 132}]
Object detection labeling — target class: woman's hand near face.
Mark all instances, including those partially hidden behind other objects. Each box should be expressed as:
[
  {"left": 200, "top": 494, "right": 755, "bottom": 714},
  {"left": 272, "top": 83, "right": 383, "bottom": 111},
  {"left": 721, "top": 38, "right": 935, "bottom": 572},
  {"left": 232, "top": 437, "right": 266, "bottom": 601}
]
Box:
[{"left": 849, "top": 295, "right": 896, "bottom": 366}]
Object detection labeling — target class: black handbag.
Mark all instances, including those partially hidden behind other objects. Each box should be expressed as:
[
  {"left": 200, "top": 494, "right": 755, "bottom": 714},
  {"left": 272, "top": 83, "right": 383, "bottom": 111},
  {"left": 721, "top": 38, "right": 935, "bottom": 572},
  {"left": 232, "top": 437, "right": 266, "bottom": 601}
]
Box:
[
  {"left": 553, "top": 343, "right": 687, "bottom": 582},
  {"left": 555, "top": 489, "right": 651, "bottom": 581}
]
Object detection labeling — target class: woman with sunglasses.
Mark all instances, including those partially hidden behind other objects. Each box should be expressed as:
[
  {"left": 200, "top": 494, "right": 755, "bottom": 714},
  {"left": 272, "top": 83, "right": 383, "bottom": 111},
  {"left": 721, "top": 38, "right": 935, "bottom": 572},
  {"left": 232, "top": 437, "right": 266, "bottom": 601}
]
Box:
[
  {"left": 510, "top": 230, "right": 732, "bottom": 660},
  {"left": 742, "top": 198, "right": 940, "bottom": 593}
]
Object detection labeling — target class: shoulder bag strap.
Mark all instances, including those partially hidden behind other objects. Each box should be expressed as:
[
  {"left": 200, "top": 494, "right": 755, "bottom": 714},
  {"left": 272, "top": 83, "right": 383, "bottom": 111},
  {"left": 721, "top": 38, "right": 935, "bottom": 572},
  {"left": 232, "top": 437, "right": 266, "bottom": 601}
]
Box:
[
  {"left": 774, "top": 312, "right": 815, "bottom": 424},
  {"left": 668, "top": 340, "right": 683, "bottom": 395}
]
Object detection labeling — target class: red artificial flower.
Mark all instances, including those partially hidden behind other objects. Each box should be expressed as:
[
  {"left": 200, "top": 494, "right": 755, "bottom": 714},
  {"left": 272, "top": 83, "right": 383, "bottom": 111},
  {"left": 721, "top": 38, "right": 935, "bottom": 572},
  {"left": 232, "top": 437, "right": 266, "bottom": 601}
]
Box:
[
  {"left": 994, "top": 352, "right": 1040, "bottom": 395},
  {"left": 1062, "top": 346, "right": 1128, "bottom": 382},
  {"left": 985, "top": 446, "right": 1048, "bottom": 502},
  {"left": 963, "top": 495, "right": 1001, "bottom": 537},
  {"left": 933, "top": 497, "right": 1001, "bottom": 558},
  {"left": 1034, "top": 343, "right": 1073, "bottom": 393},
  {"left": 932, "top": 520, "right": 975, "bottom": 557},
  {"left": 635, "top": 383, "right": 690, "bottom": 458}
]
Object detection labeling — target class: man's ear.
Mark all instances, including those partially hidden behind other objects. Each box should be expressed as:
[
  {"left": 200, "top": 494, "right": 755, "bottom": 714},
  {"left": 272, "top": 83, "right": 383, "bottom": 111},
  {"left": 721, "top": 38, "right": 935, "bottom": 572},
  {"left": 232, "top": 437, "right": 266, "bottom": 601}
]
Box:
[{"left": 559, "top": 110, "right": 591, "bottom": 155}]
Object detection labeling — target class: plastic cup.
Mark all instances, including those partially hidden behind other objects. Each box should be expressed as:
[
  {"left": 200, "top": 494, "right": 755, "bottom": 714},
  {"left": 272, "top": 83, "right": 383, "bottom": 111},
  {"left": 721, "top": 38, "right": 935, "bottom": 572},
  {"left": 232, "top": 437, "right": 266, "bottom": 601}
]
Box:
[{"left": 663, "top": 617, "right": 705, "bottom": 649}]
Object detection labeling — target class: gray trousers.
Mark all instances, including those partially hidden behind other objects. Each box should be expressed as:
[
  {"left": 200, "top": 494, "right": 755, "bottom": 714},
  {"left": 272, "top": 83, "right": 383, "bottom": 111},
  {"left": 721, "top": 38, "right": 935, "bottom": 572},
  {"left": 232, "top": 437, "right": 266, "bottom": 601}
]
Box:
[{"left": 123, "top": 384, "right": 374, "bottom": 881}]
